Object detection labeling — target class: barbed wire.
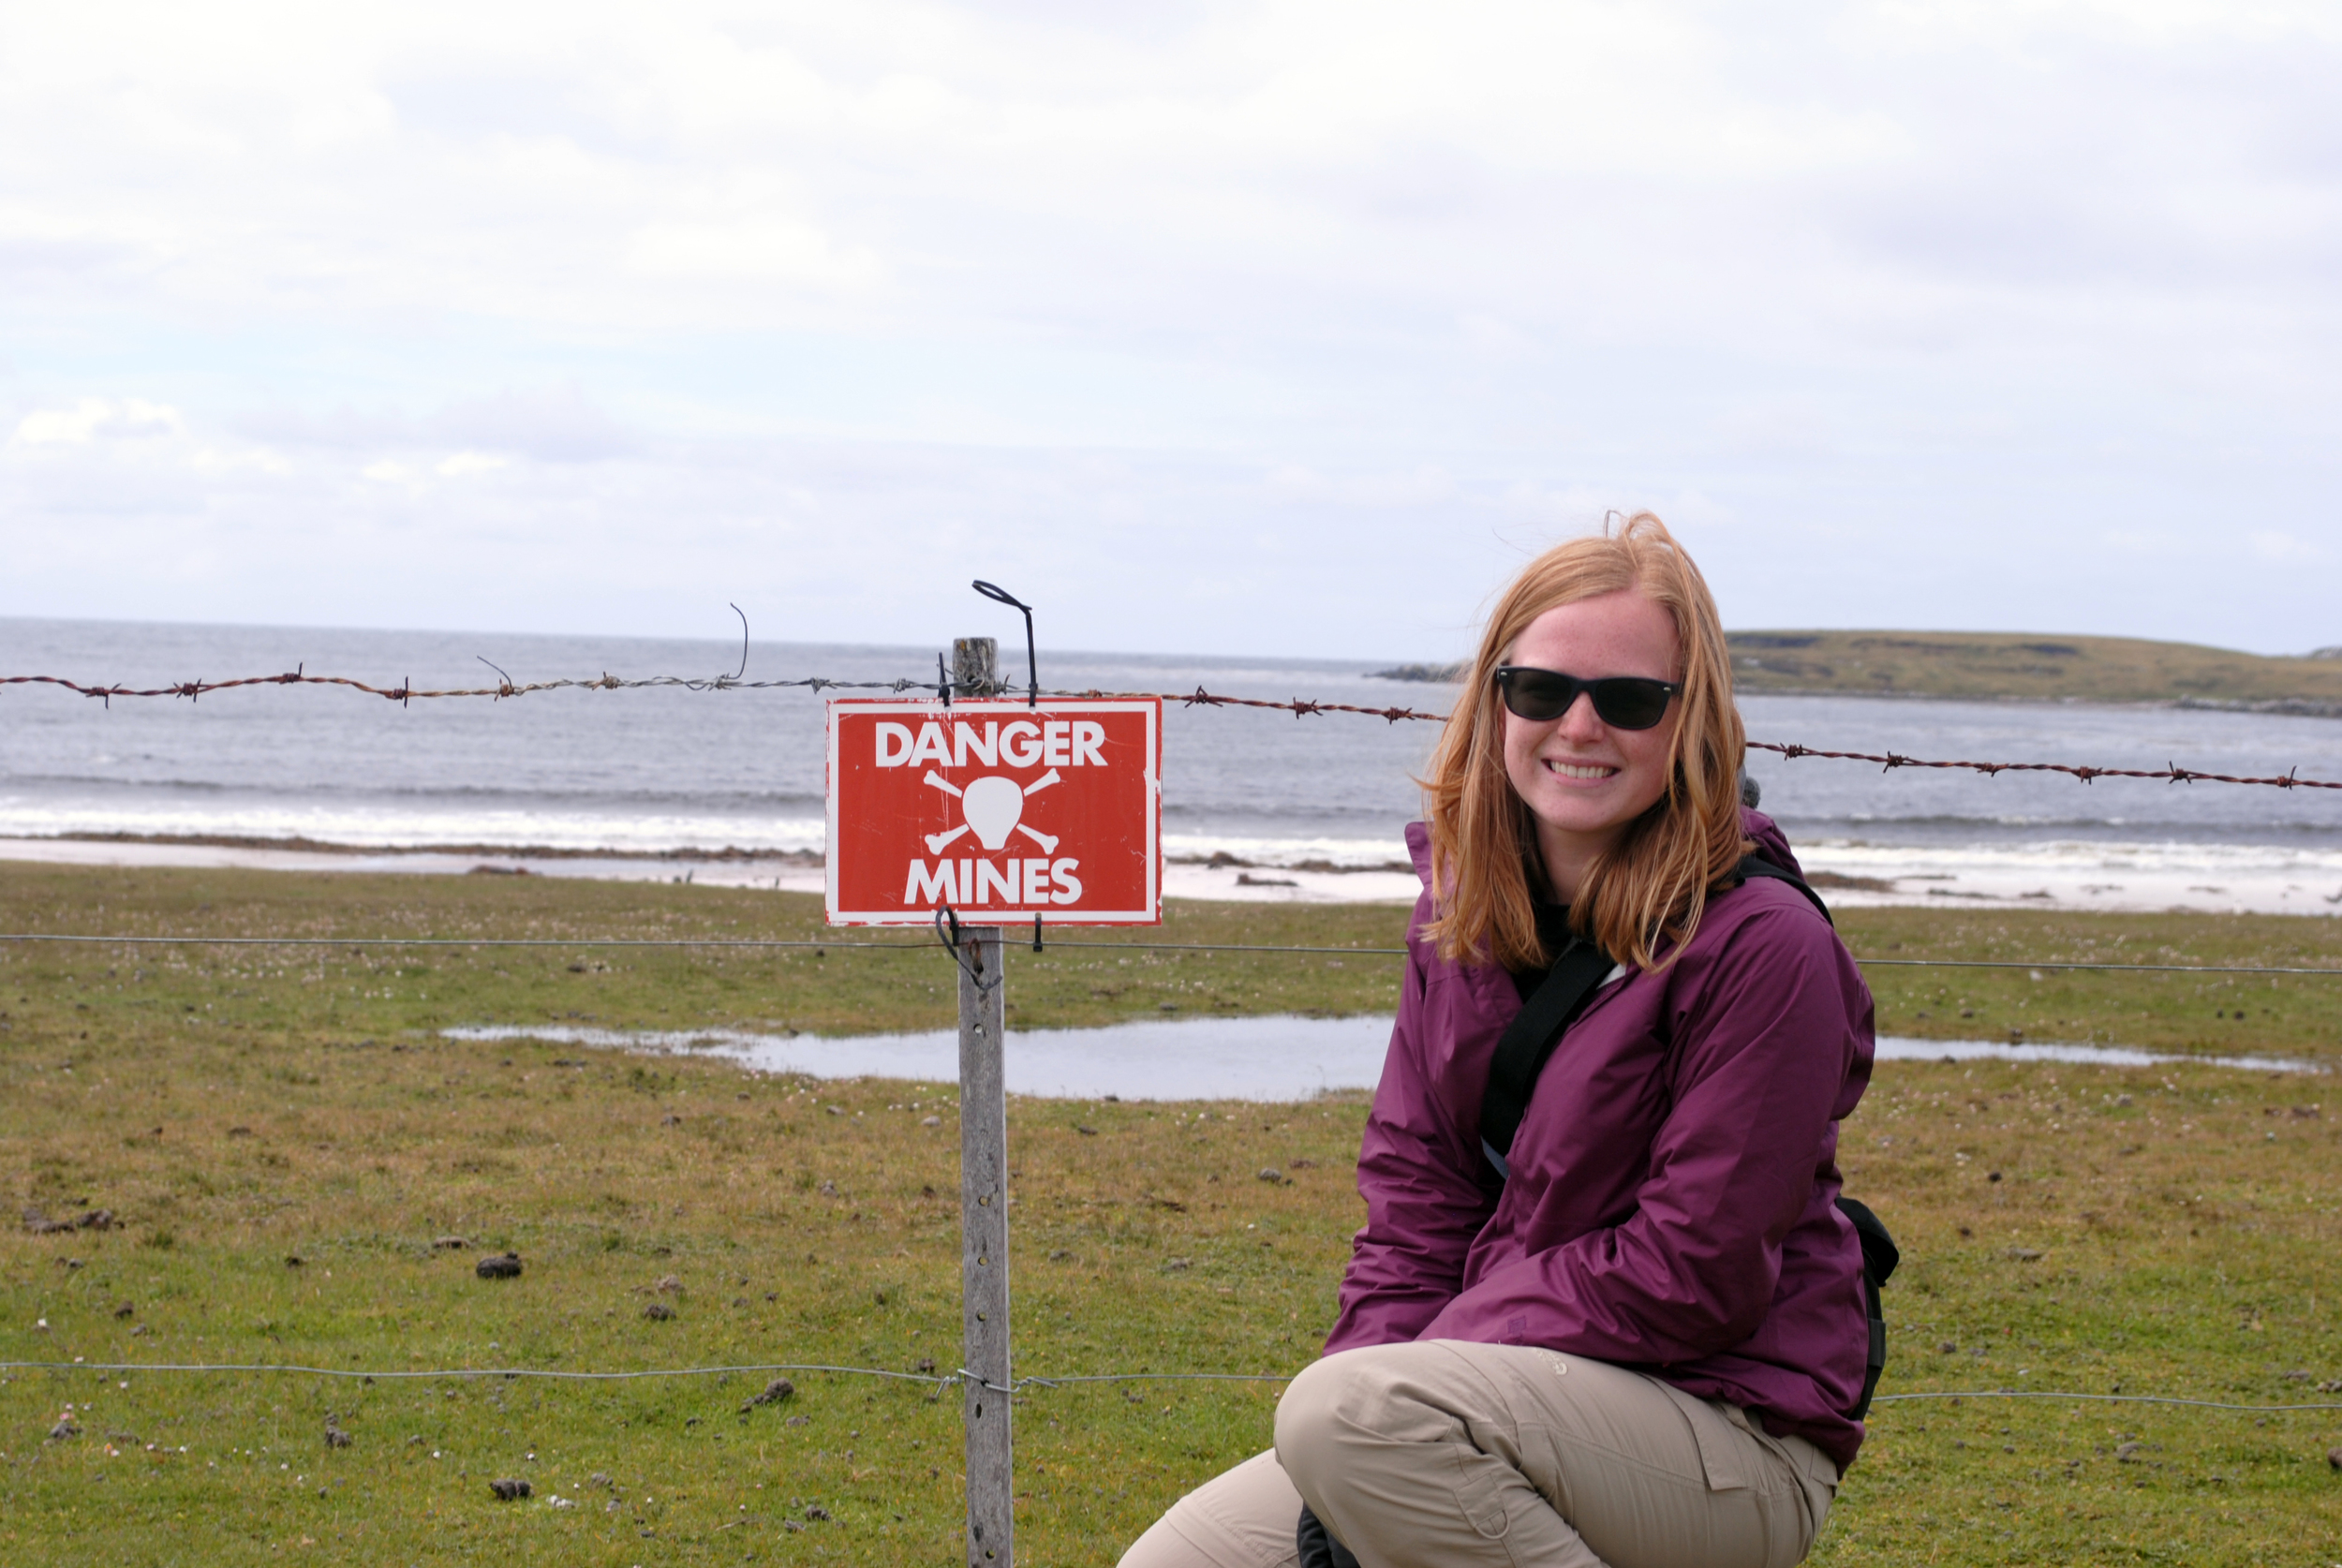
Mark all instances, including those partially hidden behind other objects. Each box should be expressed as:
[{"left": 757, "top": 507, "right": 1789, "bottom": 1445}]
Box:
[
  {"left": 7, "top": 664, "right": 2340, "bottom": 791},
  {"left": 6, "top": 1360, "right": 2335, "bottom": 1414},
  {"left": 0, "top": 668, "right": 938, "bottom": 708},
  {"left": 1048, "top": 687, "right": 1447, "bottom": 723},
  {"left": 1746, "top": 739, "right": 2342, "bottom": 792}
]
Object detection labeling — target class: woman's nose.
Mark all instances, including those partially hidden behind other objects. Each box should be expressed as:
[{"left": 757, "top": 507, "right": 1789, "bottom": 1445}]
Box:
[{"left": 1553, "top": 689, "right": 1606, "bottom": 740}]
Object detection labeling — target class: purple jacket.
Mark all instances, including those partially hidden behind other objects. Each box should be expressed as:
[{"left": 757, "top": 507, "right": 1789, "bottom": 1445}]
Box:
[{"left": 1327, "top": 810, "right": 1875, "bottom": 1472}]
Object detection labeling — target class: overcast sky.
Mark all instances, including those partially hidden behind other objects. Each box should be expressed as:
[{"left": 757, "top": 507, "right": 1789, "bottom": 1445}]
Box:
[{"left": 3, "top": 1, "right": 2337, "bottom": 660}]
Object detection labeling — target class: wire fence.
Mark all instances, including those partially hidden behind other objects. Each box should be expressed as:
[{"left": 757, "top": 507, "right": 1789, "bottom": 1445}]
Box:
[
  {"left": 9, "top": 665, "right": 2342, "bottom": 791},
  {"left": 7, "top": 643, "right": 2341, "bottom": 1504},
  {"left": 6, "top": 1359, "right": 2335, "bottom": 1416},
  {"left": 3, "top": 928, "right": 2340, "bottom": 978}
]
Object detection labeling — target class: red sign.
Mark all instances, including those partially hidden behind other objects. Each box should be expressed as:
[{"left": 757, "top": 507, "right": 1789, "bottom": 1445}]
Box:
[{"left": 826, "top": 697, "right": 1162, "bottom": 926}]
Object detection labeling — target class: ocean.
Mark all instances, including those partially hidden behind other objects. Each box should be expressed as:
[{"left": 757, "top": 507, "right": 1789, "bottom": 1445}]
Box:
[{"left": 3, "top": 616, "right": 2340, "bottom": 914}]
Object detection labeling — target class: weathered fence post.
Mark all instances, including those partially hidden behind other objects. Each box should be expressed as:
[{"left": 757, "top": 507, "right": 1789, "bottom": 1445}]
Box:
[{"left": 953, "top": 633, "right": 1014, "bottom": 1567}]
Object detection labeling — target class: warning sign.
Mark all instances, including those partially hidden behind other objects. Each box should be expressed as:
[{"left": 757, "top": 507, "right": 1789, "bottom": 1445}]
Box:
[{"left": 825, "top": 697, "right": 1162, "bottom": 926}]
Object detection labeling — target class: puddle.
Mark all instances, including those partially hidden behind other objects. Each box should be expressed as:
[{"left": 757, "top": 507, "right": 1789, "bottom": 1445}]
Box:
[
  {"left": 442, "top": 1016, "right": 2322, "bottom": 1100},
  {"left": 444, "top": 1014, "right": 1394, "bottom": 1101},
  {"left": 1870, "top": 1037, "right": 2320, "bottom": 1073}
]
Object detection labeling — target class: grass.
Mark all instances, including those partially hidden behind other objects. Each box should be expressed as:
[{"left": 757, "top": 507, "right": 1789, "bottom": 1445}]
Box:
[
  {"left": 1726, "top": 629, "right": 2342, "bottom": 709},
  {"left": 2, "top": 865, "right": 2339, "bottom": 1563}
]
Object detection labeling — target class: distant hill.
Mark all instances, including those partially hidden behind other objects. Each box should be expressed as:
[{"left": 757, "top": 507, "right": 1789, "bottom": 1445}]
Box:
[
  {"left": 1728, "top": 631, "right": 2342, "bottom": 712},
  {"left": 1371, "top": 632, "right": 2342, "bottom": 714}
]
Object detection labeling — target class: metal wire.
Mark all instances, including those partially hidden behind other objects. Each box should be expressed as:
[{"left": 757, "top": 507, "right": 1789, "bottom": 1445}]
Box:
[
  {"left": 0, "top": 932, "right": 931, "bottom": 951},
  {"left": 0, "top": 1359, "right": 946, "bottom": 1386},
  {"left": 10, "top": 661, "right": 2339, "bottom": 791},
  {"left": 1747, "top": 738, "right": 2342, "bottom": 791},
  {"left": 1852, "top": 957, "right": 2342, "bottom": 976},
  {"left": 4, "top": 930, "right": 2341, "bottom": 977},
  {"left": 1869, "top": 1389, "right": 2342, "bottom": 1413},
  {"left": 6, "top": 1361, "right": 2331, "bottom": 1414},
  {"left": 0, "top": 669, "right": 937, "bottom": 707}
]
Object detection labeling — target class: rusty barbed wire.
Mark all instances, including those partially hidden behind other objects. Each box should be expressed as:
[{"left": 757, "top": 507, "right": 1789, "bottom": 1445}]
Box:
[
  {"left": 6, "top": 666, "right": 2341, "bottom": 791},
  {"left": 0, "top": 667, "right": 940, "bottom": 707},
  {"left": 1744, "top": 740, "right": 2342, "bottom": 792},
  {"left": 1043, "top": 687, "right": 1447, "bottom": 723}
]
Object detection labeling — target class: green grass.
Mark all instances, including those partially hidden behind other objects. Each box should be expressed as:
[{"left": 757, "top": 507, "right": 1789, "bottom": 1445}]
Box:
[
  {"left": 2, "top": 865, "right": 2339, "bottom": 1563},
  {"left": 1727, "top": 629, "right": 2342, "bottom": 709}
]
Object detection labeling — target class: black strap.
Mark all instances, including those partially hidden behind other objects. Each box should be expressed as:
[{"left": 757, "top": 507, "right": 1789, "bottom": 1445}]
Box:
[
  {"left": 1833, "top": 1195, "right": 1898, "bottom": 1420},
  {"left": 1296, "top": 1505, "right": 1361, "bottom": 1568},
  {"left": 1735, "top": 853, "right": 1833, "bottom": 925},
  {"left": 1477, "top": 937, "right": 1618, "bottom": 1176},
  {"left": 1476, "top": 853, "right": 1824, "bottom": 1176}
]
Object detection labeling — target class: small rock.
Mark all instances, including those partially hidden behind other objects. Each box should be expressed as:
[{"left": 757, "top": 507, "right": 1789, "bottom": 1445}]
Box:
[
  {"left": 433, "top": 1235, "right": 468, "bottom": 1250},
  {"left": 2116, "top": 1442, "right": 2145, "bottom": 1462},
  {"left": 475, "top": 1251, "right": 523, "bottom": 1280},
  {"left": 654, "top": 1274, "right": 682, "bottom": 1294},
  {"left": 921, "top": 1116, "right": 941, "bottom": 1128},
  {"left": 49, "top": 1417, "right": 80, "bottom": 1441},
  {"left": 1257, "top": 1167, "right": 1284, "bottom": 1183},
  {"left": 804, "top": 1504, "right": 831, "bottom": 1522},
  {"left": 589, "top": 1472, "right": 614, "bottom": 1488},
  {"left": 489, "top": 1477, "right": 532, "bottom": 1501},
  {"left": 2006, "top": 1247, "right": 2043, "bottom": 1262},
  {"left": 643, "top": 1301, "right": 674, "bottom": 1321},
  {"left": 739, "top": 1377, "right": 796, "bottom": 1413},
  {"left": 1075, "top": 1125, "right": 1098, "bottom": 1137}
]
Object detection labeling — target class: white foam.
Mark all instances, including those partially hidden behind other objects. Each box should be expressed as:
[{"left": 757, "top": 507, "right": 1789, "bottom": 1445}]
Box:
[{"left": 1799, "top": 837, "right": 2342, "bottom": 917}]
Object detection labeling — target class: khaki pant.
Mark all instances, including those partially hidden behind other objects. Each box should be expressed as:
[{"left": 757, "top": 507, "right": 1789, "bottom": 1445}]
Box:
[{"left": 1119, "top": 1341, "right": 1839, "bottom": 1568}]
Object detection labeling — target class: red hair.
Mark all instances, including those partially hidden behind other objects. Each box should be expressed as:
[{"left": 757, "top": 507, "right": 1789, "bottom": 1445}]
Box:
[{"left": 1419, "top": 512, "right": 1748, "bottom": 971}]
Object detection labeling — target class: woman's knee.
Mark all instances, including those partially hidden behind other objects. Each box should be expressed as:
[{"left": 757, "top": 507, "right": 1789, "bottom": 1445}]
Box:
[
  {"left": 1273, "top": 1345, "right": 1446, "bottom": 1499},
  {"left": 1270, "top": 1353, "right": 1350, "bottom": 1490}
]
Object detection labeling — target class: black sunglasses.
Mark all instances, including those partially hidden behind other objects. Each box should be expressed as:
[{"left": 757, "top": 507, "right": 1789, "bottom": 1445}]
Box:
[{"left": 1492, "top": 666, "right": 1682, "bottom": 730}]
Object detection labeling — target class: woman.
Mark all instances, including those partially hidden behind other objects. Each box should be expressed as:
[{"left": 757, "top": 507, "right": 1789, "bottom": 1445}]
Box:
[{"left": 1122, "top": 514, "right": 1874, "bottom": 1568}]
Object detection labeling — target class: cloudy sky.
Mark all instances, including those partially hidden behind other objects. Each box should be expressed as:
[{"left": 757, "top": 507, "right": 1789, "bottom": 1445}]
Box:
[{"left": 3, "top": 0, "right": 2337, "bottom": 660}]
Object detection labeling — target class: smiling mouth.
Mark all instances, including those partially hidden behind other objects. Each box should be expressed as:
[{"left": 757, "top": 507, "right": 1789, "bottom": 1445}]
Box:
[{"left": 1543, "top": 761, "right": 1618, "bottom": 781}]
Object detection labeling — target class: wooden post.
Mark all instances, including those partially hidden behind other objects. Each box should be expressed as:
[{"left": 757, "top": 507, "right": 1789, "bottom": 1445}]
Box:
[
  {"left": 957, "top": 923, "right": 1012, "bottom": 1566},
  {"left": 956, "top": 631, "right": 1012, "bottom": 1565},
  {"left": 954, "top": 637, "right": 1001, "bottom": 698}
]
